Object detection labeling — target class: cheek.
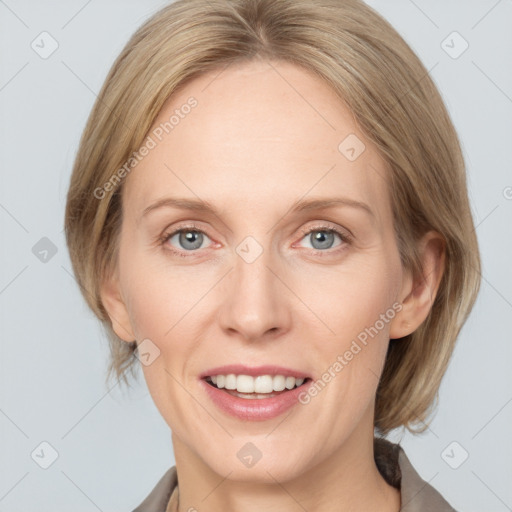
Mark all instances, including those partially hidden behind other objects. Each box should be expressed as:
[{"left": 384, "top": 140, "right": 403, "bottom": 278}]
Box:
[
  {"left": 120, "top": 254, "right": 199, "bottom": 340},
  {"left": 119, "top": 251, "right": 212, "bottom": 380},
  {"left": 299, "top": 263, "right": 399, "bottom": 343},
  {"left": 294, "top": 256, "right": 401, "bottom": 402},
  {"left": 124, "top": 266, "right": 198, "bottom": 425}
]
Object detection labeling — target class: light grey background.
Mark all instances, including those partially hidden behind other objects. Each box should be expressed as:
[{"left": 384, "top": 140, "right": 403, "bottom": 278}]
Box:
[{"left": 0, "top": 1, "right": 511, "bottom": 510}]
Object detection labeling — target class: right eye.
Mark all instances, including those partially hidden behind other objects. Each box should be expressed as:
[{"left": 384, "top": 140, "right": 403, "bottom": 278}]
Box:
[{"left": 160, "top": 224, "right": 214, "bottom": 256}]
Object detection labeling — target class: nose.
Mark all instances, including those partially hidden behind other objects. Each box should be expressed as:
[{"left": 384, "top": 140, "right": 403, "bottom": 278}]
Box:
[{"left": 217, "top": 242, "right": 292, "bottom": 342}]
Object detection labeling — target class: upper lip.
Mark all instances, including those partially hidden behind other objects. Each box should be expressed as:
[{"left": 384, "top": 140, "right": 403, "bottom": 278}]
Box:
[{"left": 200, "top": 364, "right": 311, "bottom": 380}]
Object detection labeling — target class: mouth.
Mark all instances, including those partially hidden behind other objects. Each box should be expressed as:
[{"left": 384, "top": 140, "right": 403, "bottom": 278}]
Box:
[
  {"left": 203, "top": 374, "right": 311, "bottom": 399},
  {"left": 199, "top": 365, "right": 313, "bottom": 420}
]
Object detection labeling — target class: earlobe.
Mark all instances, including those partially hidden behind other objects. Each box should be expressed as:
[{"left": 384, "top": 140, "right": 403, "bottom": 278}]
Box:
[
  {"left": 100, "top": 270, "right": 136, "bottom": 342},
  {"left": 389, "top": 231, "right": 446, "bottom": 340}
]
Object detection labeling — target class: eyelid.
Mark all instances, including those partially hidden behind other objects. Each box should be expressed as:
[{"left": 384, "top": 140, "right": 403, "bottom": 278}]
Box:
[
  {"left": 297, "top": 221, "right": 352, "bottom": 240},
  {"left": 293, "top": 222, "right": 353, "bottom": 252},
  {"left": 159, "top": 222, "right": 214, "bottom": 250}
]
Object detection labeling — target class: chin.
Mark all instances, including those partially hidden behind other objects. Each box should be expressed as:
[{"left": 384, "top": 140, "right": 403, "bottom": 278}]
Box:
[{"left": 195, "top": 439, "right": 313, "bottom": 484}]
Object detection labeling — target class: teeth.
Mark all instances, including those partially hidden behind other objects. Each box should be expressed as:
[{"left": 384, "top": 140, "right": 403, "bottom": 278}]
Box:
[
  {"left": 225, "top": 374, "right": 237, "bottom": 390},
  {"left": 207, "top": 374, "right": 305, "bottom": 393}
]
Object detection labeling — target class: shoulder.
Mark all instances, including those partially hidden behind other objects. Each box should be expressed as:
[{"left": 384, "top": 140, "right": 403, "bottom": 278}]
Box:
[
  {"left": 375, "top": 437, "right": 457, "bottom": 511},
  {"left": 131, "top": 466, "right": 177, "bottom": 512},
  {"left": 398, "top": 446, "right": 457, "bottom": 511}
]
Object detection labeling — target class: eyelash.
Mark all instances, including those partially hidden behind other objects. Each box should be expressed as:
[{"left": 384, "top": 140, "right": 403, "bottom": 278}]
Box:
[{"left": 159, "top": 222, "right": 353, "bottom": 258}]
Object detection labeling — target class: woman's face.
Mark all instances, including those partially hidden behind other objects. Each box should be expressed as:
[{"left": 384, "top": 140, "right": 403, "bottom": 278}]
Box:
[{"left": 107, "top": 59, "right": 409, "bottom": 482}]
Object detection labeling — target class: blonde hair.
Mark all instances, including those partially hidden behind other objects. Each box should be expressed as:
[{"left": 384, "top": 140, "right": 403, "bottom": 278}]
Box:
[{"left": 64, "top": 0, "right": 481, "bottom": 434}]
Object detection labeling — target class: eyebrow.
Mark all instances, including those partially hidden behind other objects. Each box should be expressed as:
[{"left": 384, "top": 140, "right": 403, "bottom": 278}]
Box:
[{"left": 141, "top": 196, "right": 375, "bottom": 220}]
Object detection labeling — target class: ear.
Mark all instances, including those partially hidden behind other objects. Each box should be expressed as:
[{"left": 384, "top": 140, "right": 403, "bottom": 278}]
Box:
[
  {"left": 100, "top": 268, "right": 136, "bottom": 342},
  {"left": 389, "top": 231, "right": 446, "bottom": 339}
]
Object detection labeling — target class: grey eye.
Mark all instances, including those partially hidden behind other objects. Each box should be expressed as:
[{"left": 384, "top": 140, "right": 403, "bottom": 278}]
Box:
[
  {"left": 310, "top": 231, "right": 335, "bottom": 250},
  {"left": 171, "top": 230, "right": 207, "bottom": 251},
  {"left": 301, "top": 229, "right": 342, "bottom": 251}
]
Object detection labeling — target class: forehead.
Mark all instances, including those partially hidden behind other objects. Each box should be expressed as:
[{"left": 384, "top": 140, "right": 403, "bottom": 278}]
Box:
[{"left": 123, "top": 59, "right": 390, "bottom": 224}]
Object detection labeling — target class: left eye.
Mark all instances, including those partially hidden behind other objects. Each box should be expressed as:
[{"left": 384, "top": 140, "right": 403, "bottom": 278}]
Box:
[
  {"left": 165, "top": 229, "right": 211, "bottom": 251},
  {"left": 298, "top": 228, "right": 343, "bottom": 251}
]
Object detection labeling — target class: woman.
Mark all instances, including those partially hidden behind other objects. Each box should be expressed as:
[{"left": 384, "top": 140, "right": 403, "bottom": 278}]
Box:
[{"left": 64, "top": 0, "right": 481, "bottom": 510}]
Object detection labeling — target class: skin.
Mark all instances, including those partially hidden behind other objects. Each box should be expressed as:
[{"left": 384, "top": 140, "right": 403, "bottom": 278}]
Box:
[{"left": 101, "top": 58, "right": 445, "bottom": 511}]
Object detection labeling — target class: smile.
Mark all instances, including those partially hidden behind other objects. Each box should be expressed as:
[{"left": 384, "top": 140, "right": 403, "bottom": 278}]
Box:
[
  {"left": 205, "top": 374, "right": 306, "bottom": 395},
  {"left": 200, "top": 368, "right": 312, "bottom": 421}
]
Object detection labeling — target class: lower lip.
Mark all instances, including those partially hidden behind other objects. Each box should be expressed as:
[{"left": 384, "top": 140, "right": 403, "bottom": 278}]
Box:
[{"left": 200, "top": 379, "right": 310, "bottom": 421}]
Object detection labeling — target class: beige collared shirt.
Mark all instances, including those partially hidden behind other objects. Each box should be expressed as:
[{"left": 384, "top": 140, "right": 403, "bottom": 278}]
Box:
[{"left": 132, "top": 439, "right": 456, "bottom": 511}]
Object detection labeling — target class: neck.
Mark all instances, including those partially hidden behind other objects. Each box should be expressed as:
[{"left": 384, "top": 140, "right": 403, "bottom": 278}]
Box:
[{"left": 171, "top": 424, "right": 400, "bottom": 512}]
